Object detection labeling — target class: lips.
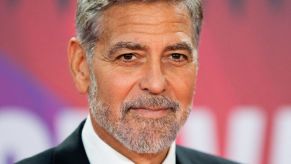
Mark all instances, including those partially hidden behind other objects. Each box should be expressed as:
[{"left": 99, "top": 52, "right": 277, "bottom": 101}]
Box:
[
  {"left": 129, "top": 107, "right": 171, "bottom": 118},
  {"left": 132, "top": 107, "right": 168, "bottom": 111}
]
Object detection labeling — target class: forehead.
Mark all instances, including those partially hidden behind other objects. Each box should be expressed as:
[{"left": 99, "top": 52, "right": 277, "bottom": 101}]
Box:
[{"left": 99, "top": 1, "right": 194, "bottom": 46}]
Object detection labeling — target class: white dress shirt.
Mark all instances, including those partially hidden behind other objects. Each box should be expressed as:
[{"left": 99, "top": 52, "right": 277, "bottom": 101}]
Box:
[{"left": 82, "top": 115, "right": 176, "bottom": 164}]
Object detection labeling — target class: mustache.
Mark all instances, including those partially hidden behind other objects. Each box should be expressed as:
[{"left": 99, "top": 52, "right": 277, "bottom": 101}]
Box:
[{"left": 121, "top": 95, "right": 180, "bottom": 114}]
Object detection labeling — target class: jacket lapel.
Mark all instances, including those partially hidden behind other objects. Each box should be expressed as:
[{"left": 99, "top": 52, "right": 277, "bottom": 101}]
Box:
[
  {"left": 176, "top": 146, "right": 193, "bottom": 164},
  {"left": 53, "top": 120, "right": 90, "bottom": 164}
]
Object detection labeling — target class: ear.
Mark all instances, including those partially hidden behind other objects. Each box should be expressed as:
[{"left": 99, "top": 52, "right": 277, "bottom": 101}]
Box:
[{"left": 67, "top": 37, "right": 90, "bottom": 94}]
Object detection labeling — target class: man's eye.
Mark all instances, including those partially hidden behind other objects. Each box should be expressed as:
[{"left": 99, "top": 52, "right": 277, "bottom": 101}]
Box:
[
  {"left": 117, "top": 53, "right": 137, "bottom": 62},
  {"left": 169, "top": 53, "right": 188, "bottom": 62}
]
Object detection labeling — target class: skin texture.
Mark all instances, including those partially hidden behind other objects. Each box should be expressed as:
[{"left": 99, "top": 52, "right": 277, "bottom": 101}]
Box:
[{"left": 68, "top": 1, "right": 197, "bottom": 164}]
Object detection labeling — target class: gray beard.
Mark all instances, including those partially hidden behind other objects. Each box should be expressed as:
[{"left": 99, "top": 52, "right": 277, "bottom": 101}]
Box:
[{"left": 88, "top": 72, "right": 191, "bottom": 154}]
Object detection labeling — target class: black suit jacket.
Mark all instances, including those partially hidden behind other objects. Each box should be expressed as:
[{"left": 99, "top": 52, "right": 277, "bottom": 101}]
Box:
[{"left": 17, "top": 121, "right": 239, "bottom": 164}]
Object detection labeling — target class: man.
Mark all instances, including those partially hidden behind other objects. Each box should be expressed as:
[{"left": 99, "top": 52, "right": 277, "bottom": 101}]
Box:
[{"left": 17, "top": 0, "right": 238, "bottom": 163}]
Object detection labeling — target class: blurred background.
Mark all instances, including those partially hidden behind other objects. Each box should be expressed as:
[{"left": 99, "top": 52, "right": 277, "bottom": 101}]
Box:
[{"left": 0, "top": 0, "right": 291, "bottom": 164}]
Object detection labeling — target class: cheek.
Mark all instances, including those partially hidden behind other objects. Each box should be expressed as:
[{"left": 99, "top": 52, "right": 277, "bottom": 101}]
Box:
[
  {"left": 94, "top": 69, "right": 138, "bottom": 110},
  {"left": 167, "top": 66, "right": 197, "bottom": 109}
]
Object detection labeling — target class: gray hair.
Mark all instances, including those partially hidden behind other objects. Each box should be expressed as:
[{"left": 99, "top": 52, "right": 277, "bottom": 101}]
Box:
[{"left": 76, "top": 0, "right": 203, "bottom": 59}]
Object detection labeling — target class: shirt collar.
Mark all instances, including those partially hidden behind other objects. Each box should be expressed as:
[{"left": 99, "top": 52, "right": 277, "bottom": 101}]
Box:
[{"left": 81, "top": 115, "right": 176, "bottom": 164}]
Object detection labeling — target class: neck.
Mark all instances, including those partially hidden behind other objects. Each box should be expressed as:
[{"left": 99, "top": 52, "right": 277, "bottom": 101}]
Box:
[{"left": 90, "top": 113, "right": 170, "bottom": 164}]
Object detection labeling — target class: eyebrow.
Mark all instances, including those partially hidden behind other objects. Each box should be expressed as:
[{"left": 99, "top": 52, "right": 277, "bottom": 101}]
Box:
[
  {"left": 105, "top": 41, "right": 194, "bottom": 59},
  {"left": 164, "top": 42, "right": 193, "bottom": 54},
  {"left": 107, "top": 41, "right": 147, "bottom": 58}
]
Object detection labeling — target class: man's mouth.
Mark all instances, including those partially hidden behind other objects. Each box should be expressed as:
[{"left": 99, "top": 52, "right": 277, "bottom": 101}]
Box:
[{"left": 129, "top": 107, "right": 172, "bottom": 118}]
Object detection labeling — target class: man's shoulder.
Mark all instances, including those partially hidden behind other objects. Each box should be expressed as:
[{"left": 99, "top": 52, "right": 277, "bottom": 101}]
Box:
[
  {"left": 16, "top": 148, "right": 55, "bottom": 164},
  {"left": 176, "top": 145, "right": 240, "bottom": 164},
  {"left": 16, "top": 120, "right": 89, "bottom": 164}
]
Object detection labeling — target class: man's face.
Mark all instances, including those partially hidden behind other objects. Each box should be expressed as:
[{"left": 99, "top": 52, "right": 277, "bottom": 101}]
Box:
[{"left": 89, "top": 1, "right": 197, "bottom": 153}]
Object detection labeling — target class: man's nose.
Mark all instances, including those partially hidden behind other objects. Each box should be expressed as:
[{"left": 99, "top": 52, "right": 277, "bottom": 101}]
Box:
[{"left": 139, "top": 62, "right": 167, "bottom": 95}]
